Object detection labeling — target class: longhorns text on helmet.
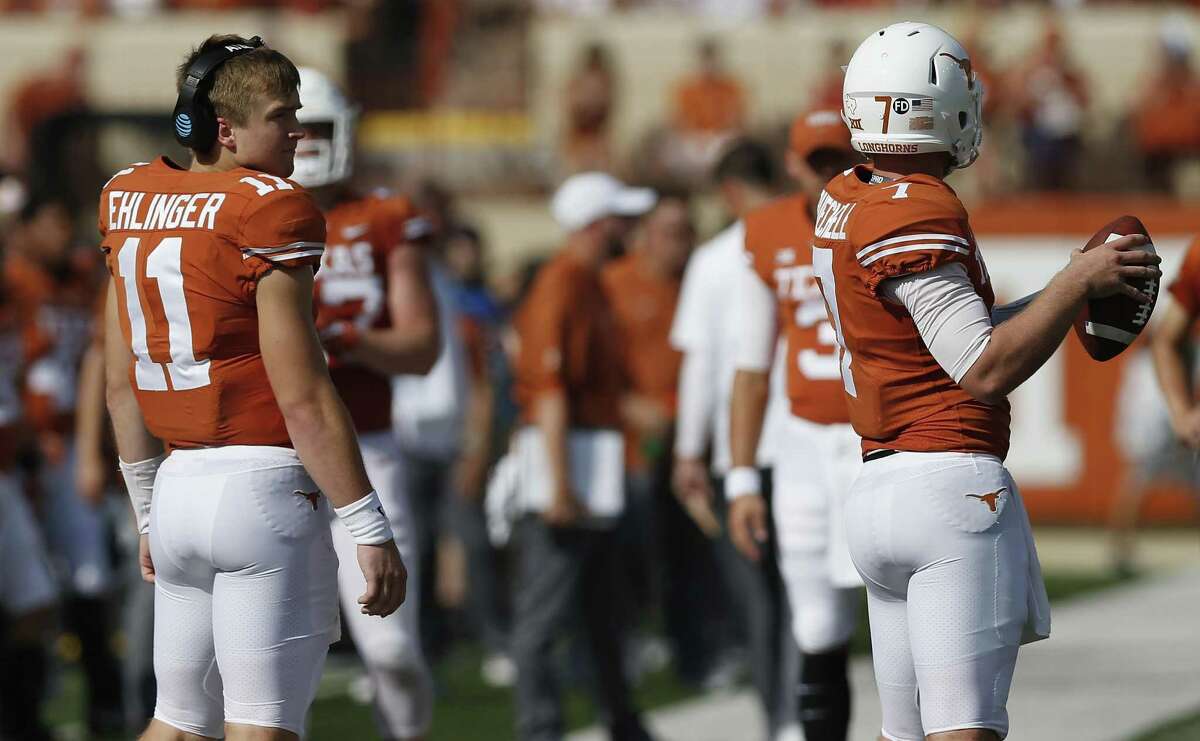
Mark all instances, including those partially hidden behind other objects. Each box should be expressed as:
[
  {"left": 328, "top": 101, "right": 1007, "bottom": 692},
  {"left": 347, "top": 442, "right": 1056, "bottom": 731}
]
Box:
[{"left": 841, "top": 22, "right": 983, "bottom": 170}]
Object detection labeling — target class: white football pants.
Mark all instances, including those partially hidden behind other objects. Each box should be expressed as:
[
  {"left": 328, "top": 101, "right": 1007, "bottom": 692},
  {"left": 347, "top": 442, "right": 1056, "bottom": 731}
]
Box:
[
  {"left": 330, "top": 431, "right": 433, "bottom": 738},
  {"left": 846, "top": 451, "right": 1045, "bottom": 741},
  {"left": 772, "top": 415, "right": 862, "bottom": 653},
  {"left": 150, "top": 446, "right": 339, "bottom": 738}
]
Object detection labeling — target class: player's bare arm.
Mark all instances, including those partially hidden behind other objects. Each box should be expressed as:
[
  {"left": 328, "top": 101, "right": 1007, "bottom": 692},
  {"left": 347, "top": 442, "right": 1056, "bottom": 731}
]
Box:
[
  {"left": 455, "top": 349, "right": 495, "bottom": 501},
  {"left": 75, "top": 307, "right": 110, "bottom": 506},
  {"left": 103, "top": 280, "right": 166, "bottom": 583},
  {"left": 728, "top": 368, "right": 770, "bottom": 561},
  {"left": 672, "top": 348, "right": 714, "bottom": 503},
  {"left": 534, "top": 389, "right": 583, "bottom": 527},
  {"left": 1150, "top": 299, "right": 1200, "bottom": 447},
  {"left": 727, "top": 236, "right": 782, "bottom": 560},
  {"left": 256, "top": 264, "right": 406, "bottom": 617},
  {"left": 958, "top": 235, "right": 1159, "bottom": 404},
  {"left": 337, "top": 242, "right": 440, "bottom": 375}
]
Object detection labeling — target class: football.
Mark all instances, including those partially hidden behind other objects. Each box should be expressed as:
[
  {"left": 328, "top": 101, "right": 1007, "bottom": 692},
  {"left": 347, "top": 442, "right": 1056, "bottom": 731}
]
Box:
[{"left": 1072, "top": 215, "right": 1158, "bottom": 362}]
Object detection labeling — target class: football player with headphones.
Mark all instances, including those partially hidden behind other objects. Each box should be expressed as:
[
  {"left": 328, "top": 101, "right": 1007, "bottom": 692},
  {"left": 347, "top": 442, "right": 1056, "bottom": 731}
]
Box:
[
  {"left": 99, "top": 35, "right": 407, "bottom": 740},
  {"left": 296, "top": 66, "right": 441, "bottom": 741},
  {"left": 812, "top": 22, "right": 1160, "bottom": 741}
]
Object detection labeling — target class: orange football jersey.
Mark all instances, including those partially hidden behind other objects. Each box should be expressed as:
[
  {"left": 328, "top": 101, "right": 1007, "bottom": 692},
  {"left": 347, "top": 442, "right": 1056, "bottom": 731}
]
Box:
[
  {"left": 5, "top": 250, "right": 103, "bottom": 434},
  {"left": 314, "top": 194, "right": 425, "bottom": 433},
  {"left": 811, "top": 165, "right": 1010, "bottom": 459},
  {"left": 744, "top": 193, "right": 849, "bottom": 425},
  {"left": 98, "top": 157, "right": 326, "bottom": 450}
]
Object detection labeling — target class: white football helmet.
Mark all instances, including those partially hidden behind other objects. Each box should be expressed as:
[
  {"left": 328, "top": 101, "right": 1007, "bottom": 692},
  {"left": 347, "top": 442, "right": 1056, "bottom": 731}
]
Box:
[
  {"left": 842, "top": 22, "right": 983, "bottom": 169},
  {"left": 293, "top": 67, "right": 359, "bottom": 188}
]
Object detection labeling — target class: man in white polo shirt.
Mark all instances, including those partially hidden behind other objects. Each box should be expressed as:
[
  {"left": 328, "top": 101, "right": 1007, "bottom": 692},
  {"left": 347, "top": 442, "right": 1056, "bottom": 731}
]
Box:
[{"left": 670, "top": 140, "right": 797, "bottom": 741}]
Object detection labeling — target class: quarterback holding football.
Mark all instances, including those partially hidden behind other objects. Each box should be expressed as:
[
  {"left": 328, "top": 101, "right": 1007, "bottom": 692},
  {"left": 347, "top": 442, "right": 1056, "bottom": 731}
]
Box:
[{"left": 812, "top": 22, "right": 1160, "bottom": 741}]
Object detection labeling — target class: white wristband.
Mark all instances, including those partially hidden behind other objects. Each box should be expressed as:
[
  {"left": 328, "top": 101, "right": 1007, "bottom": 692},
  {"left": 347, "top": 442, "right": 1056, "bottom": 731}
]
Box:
[
  {"left": 119, "top": 454, "right": 165, "bottom": 535},
  {"left": 725, "top": 466, "right": 761, "bottom": 501},
  {"left": 334, "top": 491, "right": 394, "bottom": 545}
]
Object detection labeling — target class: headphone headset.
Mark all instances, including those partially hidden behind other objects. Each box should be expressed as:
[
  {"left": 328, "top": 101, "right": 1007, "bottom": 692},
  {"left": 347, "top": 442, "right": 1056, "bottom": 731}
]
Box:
[{"left": 172, "top": 36, "right": 265, "bottom": 151}]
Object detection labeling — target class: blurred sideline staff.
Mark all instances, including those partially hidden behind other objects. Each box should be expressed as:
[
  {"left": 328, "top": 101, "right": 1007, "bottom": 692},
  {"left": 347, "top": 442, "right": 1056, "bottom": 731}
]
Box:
[
  {"left": 0, "top": 232, "right": 59, "bottom": 741},
  {"left": 600, "top": 193, "right": 697, "bottom": 685},
  {"left": 727, "top": 110, "right": 864, "bottom": 741},
  {"left": 670, "top": 140, "right": 799, "bottom": 739},
  {"left": 5, "top": 193, "right": 123, "bottom": 734},
  {"left": 509, "top": 171, "right": 656, "bottom": 741}
]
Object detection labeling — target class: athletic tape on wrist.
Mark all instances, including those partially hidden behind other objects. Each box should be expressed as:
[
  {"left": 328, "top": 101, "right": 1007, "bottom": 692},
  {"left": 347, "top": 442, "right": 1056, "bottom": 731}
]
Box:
[
  {"left": 119, "top": 454, "right": 166, "bottom": 535},
  {"left": 725, "top": 466, "right": 761, "bottom": 501},
  {"left": 334, "top": 490, "right": 394, "bottom": 545}
]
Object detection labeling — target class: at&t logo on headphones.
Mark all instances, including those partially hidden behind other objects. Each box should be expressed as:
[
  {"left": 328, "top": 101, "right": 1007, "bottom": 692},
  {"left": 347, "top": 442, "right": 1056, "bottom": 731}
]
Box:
[
  {"left": 174, "top": 113, "right": 193, "bottom": 139},
  {"left": 171, "top": 35, "right": 264, "bottom": 151}
]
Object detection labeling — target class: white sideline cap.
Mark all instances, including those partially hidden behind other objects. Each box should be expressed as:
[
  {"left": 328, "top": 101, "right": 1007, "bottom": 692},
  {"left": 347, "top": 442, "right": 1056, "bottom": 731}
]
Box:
[{"left": 550, "top": 172, "right": 656, "bottom": 231}]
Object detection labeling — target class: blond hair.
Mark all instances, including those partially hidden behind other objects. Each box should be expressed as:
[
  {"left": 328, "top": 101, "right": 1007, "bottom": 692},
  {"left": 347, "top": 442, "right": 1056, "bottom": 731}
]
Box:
[{"left": 176, "top": 34, "right": 300, "bottom": 129}]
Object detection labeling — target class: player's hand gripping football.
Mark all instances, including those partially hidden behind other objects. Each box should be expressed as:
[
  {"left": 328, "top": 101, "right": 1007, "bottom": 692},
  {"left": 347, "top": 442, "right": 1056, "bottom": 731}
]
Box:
[
  {"left": 357, "top": 540, "right": 407, "bottom": 617},
  {"left": 1067, "top": 234, "right": 1161, "bottom": 303},
  {"left": 729, "top": 494, "right": 769, "bottom": 562}
]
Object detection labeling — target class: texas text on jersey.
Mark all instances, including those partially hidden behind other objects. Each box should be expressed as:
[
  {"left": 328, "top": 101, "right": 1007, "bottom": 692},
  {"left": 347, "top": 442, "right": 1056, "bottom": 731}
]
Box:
[
  {"left": 743, "top": 192, "right": 848, "bottom": 426},
  {"left": 313, "top": 193, "right": 427, "bottom": 432},
  {"left": 811, "top": 164, "right": 1010, "bottom": 458},
  {"left": 98, "top": 157, "right": 325, "bottom": 450}
]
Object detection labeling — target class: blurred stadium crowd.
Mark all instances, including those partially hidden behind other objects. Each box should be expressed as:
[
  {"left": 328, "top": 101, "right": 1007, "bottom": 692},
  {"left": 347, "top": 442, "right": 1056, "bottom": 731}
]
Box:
[{"left": 0, "top": 2, "right": 1197, "bottom": 741}]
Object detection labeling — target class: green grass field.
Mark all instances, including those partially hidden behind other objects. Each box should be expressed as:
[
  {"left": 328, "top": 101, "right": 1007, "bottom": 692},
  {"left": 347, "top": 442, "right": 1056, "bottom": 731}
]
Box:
[
  {"left": 41, "top": 569, "right": 1134, "bottom": 741},
  {"left": 1131, "top": 709, "right": 1200, "bottom": 741}
]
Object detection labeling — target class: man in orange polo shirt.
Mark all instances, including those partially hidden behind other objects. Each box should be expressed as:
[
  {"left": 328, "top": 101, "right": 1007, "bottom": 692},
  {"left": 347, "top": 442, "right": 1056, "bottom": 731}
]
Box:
[
  {"left": 511, "top": 172, "right": 656, "bottom": 741},
  {"left": 600, "top": 193, "right": 699, "bottom": 679},
  {"left": 603, "top": 198, "right": 692, "bottom": 462}
]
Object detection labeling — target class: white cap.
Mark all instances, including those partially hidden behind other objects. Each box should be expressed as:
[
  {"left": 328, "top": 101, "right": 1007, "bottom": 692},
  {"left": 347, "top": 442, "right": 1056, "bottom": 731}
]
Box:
[{"left": 550, "top": 172, "right": 657, "bottom": 231}]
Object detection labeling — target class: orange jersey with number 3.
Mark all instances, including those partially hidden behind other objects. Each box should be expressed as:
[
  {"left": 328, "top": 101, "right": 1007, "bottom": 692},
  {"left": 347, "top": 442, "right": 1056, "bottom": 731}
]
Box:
[
  {"left": 744, "top": 194, "right": 849, "bottom": 425},
  {"left": 98, "top": 157, "right": 326, "bottom": 450},
  {"left": 314, "top": 195, "right": 425, "bottom": 433},
  {"left": 811, "top": 165, "right": 1010, "bottom": 459}
]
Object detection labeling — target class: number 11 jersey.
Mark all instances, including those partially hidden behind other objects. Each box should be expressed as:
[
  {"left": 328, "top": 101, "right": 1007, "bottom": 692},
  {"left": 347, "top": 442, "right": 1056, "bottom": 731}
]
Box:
[{"left": 98, "top": 157, "right": 326, "bottom": 450}]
